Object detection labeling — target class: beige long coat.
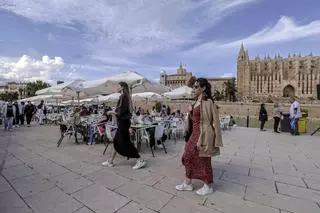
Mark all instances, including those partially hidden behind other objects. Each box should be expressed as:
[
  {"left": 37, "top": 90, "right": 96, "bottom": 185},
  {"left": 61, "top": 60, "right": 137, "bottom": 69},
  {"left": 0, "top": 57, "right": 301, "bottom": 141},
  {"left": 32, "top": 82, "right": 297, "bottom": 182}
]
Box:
[{"left": 185, "top": 99, "right": 223, "bottom": 157}]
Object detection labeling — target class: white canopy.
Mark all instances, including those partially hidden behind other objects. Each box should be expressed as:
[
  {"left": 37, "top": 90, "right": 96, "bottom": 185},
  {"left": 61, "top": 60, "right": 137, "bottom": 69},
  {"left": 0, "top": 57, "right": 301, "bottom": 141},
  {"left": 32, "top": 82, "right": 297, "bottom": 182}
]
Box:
[
  {"left": 98, "top": 93, "right": 121, "bottom": 102},
  {"left": 36, "top": 79, "right": 85, "bottom": 95},
  {"left": 79, "top": 93, "right": 121, "bottom": 104},
  {"left": 82, "top": 71, "right": 169, "bottom": 96},
  {"left": 162, "top": 86, "right": 193, "bottom": 99},
  {"left": 132, "top": 92, "right": 163, "bottom": 101},
  {"left": 21, "top": 94, "right": 63, "bottom": 102}
]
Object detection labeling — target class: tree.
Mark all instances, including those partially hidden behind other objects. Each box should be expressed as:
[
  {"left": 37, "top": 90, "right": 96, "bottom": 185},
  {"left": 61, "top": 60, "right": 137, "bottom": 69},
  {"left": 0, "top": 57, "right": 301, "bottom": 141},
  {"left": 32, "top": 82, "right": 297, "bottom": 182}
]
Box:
[
  {"left": 0, "top": 92, "right": 19, "bottom": 101},
  {"left": 187, "top": 76, "right": 196, "bottom": 88},
  {"left": 213, "top": 90, "right": 224, "bottom": 101},
  {"left": 25, "top": 80, "right": 50, "bottom": 97},
  {"left": 18, "top": 88, "right": 24, "bottom": 99},
  {"left": 224, "top": 78, "right": 237, "bottom": 102}
]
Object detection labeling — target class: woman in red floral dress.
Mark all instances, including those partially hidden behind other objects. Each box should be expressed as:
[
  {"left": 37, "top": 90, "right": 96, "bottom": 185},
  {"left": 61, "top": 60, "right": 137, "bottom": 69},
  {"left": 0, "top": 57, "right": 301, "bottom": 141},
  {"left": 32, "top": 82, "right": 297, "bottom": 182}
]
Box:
[{"left": 176, "top": 78, "right": 222, "bottom": 196}]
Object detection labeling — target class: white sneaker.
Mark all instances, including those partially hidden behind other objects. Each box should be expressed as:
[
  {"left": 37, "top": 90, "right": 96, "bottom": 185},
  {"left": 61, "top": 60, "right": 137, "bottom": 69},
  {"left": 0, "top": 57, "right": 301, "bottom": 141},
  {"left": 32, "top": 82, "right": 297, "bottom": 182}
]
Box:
[
  {"left": 196, "top": 184, "right": 213, "bottom": 196},
  {"left": 132, "top": 159, "right": 146, "bottom": 170},
  {"left": 175, "top": 183, "right": 193, "bottom": 191},
  {"left": 102, "top": 160, "right": 114, "bottom": 167}
]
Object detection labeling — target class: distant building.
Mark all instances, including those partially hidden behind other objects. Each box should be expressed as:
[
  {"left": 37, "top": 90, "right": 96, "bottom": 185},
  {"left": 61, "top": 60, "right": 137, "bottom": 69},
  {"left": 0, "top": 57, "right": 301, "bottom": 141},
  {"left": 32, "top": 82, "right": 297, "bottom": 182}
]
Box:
[
  {"left": 160, "top": 63, "right": 235, "bottom": 96},
  {"left": 160, "top": 63, "right": 193, "bottom": 89},
  {"left": 237, "top": 44, "right": 320, "bottom": 100},
  {"left": 0, "top": 82, "right": 27, "bottom": 99}
]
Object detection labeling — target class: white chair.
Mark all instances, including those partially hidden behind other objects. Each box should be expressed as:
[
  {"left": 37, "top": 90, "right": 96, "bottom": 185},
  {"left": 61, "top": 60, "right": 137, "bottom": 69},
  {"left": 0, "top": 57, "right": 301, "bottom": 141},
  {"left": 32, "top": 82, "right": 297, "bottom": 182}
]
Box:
[
  {"left": 155, "top": 125, "right": 167, "bottom": 154},
  {"left": 140, "top": 128, "right": 155, "bottom": 157}
]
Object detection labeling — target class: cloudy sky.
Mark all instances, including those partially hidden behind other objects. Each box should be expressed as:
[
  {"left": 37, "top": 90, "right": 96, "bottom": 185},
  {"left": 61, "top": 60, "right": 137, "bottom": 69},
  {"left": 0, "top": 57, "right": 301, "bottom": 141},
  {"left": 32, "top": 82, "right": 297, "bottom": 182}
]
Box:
[{"left": 1, "top": 0, "right": 320, "bottom": 84}]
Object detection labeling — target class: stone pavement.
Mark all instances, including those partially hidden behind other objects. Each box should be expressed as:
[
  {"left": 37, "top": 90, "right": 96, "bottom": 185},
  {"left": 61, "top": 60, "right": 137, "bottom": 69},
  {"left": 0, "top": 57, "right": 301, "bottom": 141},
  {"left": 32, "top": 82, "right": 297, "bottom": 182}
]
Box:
[{"left": 0, "top": 125, "right": 320, "bottom": 213}]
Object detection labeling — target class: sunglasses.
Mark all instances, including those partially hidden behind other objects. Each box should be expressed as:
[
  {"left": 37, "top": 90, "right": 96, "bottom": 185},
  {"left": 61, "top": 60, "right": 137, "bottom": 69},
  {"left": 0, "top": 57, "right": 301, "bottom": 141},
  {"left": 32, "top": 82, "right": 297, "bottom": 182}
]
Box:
[{"left": 193, "top": 85, "right": 200, "bottom": 89}]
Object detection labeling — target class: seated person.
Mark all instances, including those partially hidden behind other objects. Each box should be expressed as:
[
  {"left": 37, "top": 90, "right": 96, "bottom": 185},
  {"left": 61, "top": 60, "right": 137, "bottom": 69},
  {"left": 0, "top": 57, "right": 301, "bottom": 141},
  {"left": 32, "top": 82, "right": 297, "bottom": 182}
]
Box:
[
  {"left": 79, "top": 106, "right": 90, "bottom": 116},
  {"left": 229, "top": 116, "right": 236, "bottom": 126},
  {"left": 175, "top": 110, "right": 184, "bottom": 119},
  {"left": 138, "top": 109, "right": 153, "bottom": 125}
]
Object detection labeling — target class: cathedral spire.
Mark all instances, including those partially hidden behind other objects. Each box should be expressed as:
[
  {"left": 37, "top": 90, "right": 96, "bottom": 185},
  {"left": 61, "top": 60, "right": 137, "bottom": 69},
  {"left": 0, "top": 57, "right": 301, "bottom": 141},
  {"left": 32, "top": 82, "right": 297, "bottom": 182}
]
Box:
[{"left": 238, "top": 43, "right": 248, "bottom": 61}]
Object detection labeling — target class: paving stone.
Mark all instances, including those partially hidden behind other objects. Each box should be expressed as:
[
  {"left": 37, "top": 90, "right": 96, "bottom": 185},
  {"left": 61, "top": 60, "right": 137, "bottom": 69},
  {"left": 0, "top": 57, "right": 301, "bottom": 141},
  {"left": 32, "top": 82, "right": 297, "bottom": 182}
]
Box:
[
  {"left": 117, "top": 201, "right": 158, "bottom": 213},
  {"left": 115, "top": 180, "right": 173, "bottom": 211},
  {"left": 0, "top": 190, "right": 32, "bottom": 213},
  {"left": 205, "top": 190, "right": 279, "bottom": 213},
  {"left": 86, "top": 168, "right": 130, "bottom": 190},
  {"left": 304, "top": 178, "right": 320, "bottom": 191},
  {"left": 25, "top": 187, "right": 83, "bottom": 213},
  {"left": 73, "top": 206, "right": 95, "bottom": 213},
  {"left": 64, "top": 161, "right": 102, "bottom": 176},
  {"left": 274, "top": 174, "right": 306, "bottom": 187},
  {"left": 0, "top": 176, "right": 12, "bottom": 193},
  {"left": 11, "top": 174, "right": 55, "bottom": 198},
  {"left": 73, "top": 183, "right": 129, "bottom": 213},
  {"left": 30, "top": 161, "right": 69, "bottom": 178},
  {"left": 222, "top": 171, "right": 277, "bottom": 193},
  {"left": 214, "top": 179, "right": 246, "bottom": 197},
  {"left": 249, "top": 167, "right": 274, "bottom": 179},
  {"left": 2, "top": 164, "right": 36, "bottom": 181},
  {"left": 51, "top": 172, "right": 94, "bottom": 194},
  {"left": 276, "top": 182, "right": 320, "bottom": 202},
  {"left": 161, "top": 197, "right": 220, "bottom": 213},
  {"left": 245, "top": 187, "right": 320, "bottom": 213},
  {"left": 2, "top": 154, "right": 24, "bottom": 169}
]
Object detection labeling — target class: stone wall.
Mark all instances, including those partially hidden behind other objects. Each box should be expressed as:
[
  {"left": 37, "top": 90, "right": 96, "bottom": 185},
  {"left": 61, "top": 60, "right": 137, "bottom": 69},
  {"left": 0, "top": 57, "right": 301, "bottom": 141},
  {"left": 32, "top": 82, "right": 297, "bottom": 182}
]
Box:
[{"left": 132, "top": 100, "right": 320, "bottom": 132}]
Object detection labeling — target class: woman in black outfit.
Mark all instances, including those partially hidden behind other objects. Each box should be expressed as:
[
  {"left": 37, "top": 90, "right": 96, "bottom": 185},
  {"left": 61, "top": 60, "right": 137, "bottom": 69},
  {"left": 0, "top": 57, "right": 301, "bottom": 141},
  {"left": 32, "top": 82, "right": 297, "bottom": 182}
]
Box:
[
  {"left": 259, "top": 103, "right": 268, "bottom": 131},
  {"left": 102, "top": 82, "right": 146, "bottom": 170}
]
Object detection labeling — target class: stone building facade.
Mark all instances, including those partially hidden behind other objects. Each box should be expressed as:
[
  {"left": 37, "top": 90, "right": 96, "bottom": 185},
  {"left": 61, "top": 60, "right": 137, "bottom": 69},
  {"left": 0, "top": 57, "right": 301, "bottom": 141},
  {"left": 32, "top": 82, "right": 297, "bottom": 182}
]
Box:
[
  {"left": 208, "top": 77, "right": 235, "bottom": 93},
  {"left": 160, "top": 64, "right": 193, "bottom": 89},
  {"left": 0, "top": 82, "right": 27, "bottom": 99},
  {"left": 160, "top": 64, "right": 235, "bottom": 95},
  {"left": 237, "top": 44, "right": 320, "bottom": 101}
]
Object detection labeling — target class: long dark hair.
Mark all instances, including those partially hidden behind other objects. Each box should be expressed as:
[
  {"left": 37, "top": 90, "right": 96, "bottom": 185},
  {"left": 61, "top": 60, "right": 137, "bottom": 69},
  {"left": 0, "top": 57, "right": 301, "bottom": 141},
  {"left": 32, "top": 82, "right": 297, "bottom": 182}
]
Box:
[
  {"left": 118, "top": 81, "right": 133, "bottom": 113},
  {"left": 119, "top": 81, "right": 130, "bottom": 95},
  {"left": 195, "top": 78, "right": 214, "bottom": 101}
]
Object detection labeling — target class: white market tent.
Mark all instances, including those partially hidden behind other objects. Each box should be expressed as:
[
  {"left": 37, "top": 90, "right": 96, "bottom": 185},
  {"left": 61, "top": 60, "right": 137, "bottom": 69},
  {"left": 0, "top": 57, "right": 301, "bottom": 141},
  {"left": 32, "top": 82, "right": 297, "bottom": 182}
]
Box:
[
  {"left": 132, "top": 92, "right": 163, "bottom": 102},
  {"left": 81, "top": 71, "right": 170, "bottom": 96},
  {"left": 36, "top": 79, "right": 85, "bottom": 96},
  {"left": 162, "top": 86, "right": 193, "bottom": 99}
]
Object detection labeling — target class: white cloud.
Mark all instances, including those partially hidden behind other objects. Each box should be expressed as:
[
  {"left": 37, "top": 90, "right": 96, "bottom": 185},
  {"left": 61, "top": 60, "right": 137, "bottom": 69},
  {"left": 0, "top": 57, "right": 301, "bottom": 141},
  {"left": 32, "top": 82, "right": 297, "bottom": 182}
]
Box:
[
  {"left": 220, "top": 73, "right": 234, "bottom": 78},
  {"left": 1, "top": 0, "right": 258, "bottom": 57},
  {"left": 0, "top": 55, "right": 64, "bottom": 83},
  {"left": 183, "top": 16, "right": 320, "bottom": 60},
  {"left": 224, "top": 16, "right": 320, "bottom": 47}
]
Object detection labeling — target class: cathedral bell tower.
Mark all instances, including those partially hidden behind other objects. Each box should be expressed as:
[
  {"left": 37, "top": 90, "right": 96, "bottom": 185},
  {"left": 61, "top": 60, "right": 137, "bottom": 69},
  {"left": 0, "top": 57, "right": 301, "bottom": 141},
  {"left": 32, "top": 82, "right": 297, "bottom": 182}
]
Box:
[{"left": 237, "top": 44, "right": 250, "bottom": 100}]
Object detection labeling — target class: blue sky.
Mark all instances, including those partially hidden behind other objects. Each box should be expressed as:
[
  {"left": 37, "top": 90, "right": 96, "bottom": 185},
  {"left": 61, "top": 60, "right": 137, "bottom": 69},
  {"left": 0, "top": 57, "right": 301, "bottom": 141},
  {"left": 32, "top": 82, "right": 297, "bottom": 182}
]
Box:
[{"left": 1, "top": 0, "right": 320, "bottom": 84}]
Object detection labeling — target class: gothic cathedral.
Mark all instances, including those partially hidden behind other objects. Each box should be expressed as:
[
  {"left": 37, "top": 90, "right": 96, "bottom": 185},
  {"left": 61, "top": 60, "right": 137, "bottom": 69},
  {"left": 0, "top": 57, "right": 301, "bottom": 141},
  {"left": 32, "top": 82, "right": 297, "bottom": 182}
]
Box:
[{"left": 237, "top": 44, "right": 320, "bottom": 101}]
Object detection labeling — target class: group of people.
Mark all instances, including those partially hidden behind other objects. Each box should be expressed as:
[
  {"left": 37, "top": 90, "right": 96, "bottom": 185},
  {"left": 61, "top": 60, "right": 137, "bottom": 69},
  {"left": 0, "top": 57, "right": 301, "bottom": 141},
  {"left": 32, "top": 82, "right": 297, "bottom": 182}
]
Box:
[
  {"left": 259, "top": 96, "right": 301, "bottom": 135},
  {"left": 99, "top": 78, "right": 223, "bottom": 196},
  {"left": 1, "top": 100, "right": 47, "bottom": 131}
]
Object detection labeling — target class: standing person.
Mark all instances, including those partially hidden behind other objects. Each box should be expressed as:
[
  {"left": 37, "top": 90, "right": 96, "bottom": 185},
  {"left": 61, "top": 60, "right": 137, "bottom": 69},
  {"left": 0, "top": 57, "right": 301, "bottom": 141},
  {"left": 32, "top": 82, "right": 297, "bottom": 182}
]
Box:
[
  {"left": 19, "top": 101, "right": 26, "bottom": 126},
  {"left": 37, "top": 100, "right": 46, "bottom": 125},
  {"left": 273, "top": 103, "right": 282, "bottom": 133},
  {"left": 176, "top": 78, "right": 223, "bottom": 196},
  {"left": 289, "top": 97, "right": 301, "bottom": 136},
  {"left": 102, "top": 82, "right": 146, "bottom": 170},
  {"left": 25, "top": 101, "right": 35, "bottom": 127},
  {"left": 259, "top": 103, "right": 268, "bottom": 131},
  {"left": 13, "top": 101, "right": 20, "bottom": 128},
  {"left": 2, "top": 100, "right": 16, "bottom": 131}
]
